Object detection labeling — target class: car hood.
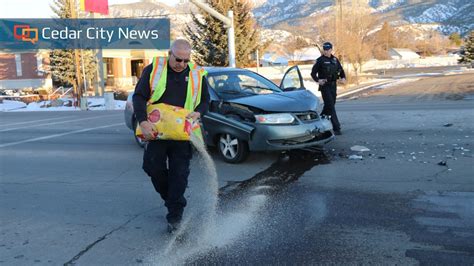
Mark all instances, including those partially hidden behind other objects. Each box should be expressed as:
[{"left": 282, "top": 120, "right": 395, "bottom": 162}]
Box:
[{"left": 227, "top": 90, "right": 319, "bottom": 112}]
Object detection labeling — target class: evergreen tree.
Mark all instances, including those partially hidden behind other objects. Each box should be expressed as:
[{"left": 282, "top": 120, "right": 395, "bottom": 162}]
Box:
[
  {"left": 49, "top": 0, "right": 97, "bottom": 93},
  {"left": 184, "top": 0, "right": 260, "bottom": 67},
  {"left": 459, "top": 30, "right": 474, "bottom": 65}
]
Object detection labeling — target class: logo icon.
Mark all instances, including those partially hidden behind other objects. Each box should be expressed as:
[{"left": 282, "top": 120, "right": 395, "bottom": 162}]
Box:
[{"left": 13, "top": 24, "right": 38, "bottom": 44}]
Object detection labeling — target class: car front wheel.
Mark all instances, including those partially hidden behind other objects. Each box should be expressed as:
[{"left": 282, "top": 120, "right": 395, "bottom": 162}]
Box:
[{"left": 218, "top": 133, "right": 249, "bottom": 163}]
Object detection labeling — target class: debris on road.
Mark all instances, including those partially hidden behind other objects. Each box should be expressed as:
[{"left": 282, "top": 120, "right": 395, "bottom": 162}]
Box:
[
  {"left": 378, "top": 156, "right": 386, "bottom": 159},
  {"left": 438, "top": 161, "right": 447, "bottom": 166},
  {"left": 349, "top": 155, "right": 363, "bottom": 160},
  {"left": 443, "top": 123, "right": 453, "bottom": 127},
  {"left": 351, "top": 145, "right": 370, "bottom": 152}
]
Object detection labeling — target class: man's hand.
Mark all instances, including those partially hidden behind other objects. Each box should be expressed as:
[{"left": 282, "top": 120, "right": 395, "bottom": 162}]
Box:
[
  {"left": 318, "top": 79, "right": 327, "bottom": 86},
  {"left": 139, "top": 121, "right": 156, "bottom": 140},
  {"left": 340, "top": 78, "right": 347, "bottom": 85},
  {"left": 186, "top": 112, "right": 201, "bottom": 122}
]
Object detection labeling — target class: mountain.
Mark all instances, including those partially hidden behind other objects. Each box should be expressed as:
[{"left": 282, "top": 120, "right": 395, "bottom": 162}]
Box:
[
  {"left": 106, "top": 0, "right": 472, "bottom": 46},
  {"left": 253, "top": 0, "right": 474, "bottom": 35}
]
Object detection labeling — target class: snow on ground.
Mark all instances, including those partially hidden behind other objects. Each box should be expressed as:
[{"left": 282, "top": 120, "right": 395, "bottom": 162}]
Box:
[
  {"left": 0, "top": 100, "right": 27, "bottom": 111},
  {"left": 377, "top": 78, "right": 420, "bottom": 89},
  {"left": 0, "top": 97, "right": 126, "bottom": 112}
]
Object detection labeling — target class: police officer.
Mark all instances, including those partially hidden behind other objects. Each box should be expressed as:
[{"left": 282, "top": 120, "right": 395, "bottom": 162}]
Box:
[
  {"left": 133, "top": 39, "right": 209, "bottom": 233},
  {"left": 311, "top": 42, "right": 346, "bottom": 135}
]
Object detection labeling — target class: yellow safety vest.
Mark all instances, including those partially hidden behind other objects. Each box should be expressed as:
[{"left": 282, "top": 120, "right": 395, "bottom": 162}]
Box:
[
  {"left": 148, "top": 56, "right": 207, "bottom": 111},
  {"left": 148, "top": 56, "right": 207, "bottom": 141}
]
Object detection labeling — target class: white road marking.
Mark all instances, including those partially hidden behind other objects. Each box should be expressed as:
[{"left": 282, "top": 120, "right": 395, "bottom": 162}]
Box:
[
  {"left": 0, "top": 116, "right": 76, "bottom": 127},
  {"left": 0, "top": 114, "right": 120, "bottom": 133},
  {"left": 0, "top": 123, "right": 123, "bottom": 148}
]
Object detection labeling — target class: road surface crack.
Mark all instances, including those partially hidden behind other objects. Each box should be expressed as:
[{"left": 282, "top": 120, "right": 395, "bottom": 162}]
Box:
[{"left": 63, "top": 207, "right": 156, "bottom": 265}]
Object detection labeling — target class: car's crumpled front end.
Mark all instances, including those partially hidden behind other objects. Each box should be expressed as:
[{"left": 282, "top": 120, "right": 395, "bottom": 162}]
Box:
[
  {"left": 249, "top": 111, "right": 334, "bottom": 151},
  {"left": 209, "top": 89, "right": 335, "bottom": 151},
  {"left": 128, "top": 87, "right": 335, "bottom": 153}
]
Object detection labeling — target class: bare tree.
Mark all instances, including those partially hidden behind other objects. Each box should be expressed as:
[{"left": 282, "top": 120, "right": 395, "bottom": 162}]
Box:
[
  {"left": 415, "top": 30, "right": 450, "bottom": 56},
  {"left": 336, "top": 1, "right": 378, "bottom": 82},
  {"left": 370, "top": 21, "right": 397, "bottom": 60},
  {"left": 282, "top": 37, "right": 311, "bottom": 61},
  {"left": 312, "top": 1, "right": 379, "bottom": 83}
]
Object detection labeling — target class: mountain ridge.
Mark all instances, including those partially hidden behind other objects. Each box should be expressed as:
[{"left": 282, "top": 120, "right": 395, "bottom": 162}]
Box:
[{"left": 253, "top": 0, "right": 473, "bottom": 35}]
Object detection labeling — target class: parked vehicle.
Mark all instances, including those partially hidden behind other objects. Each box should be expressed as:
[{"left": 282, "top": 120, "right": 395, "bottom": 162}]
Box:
[{"left": 125, "top": 66, "right": 334, "bottom": 163}]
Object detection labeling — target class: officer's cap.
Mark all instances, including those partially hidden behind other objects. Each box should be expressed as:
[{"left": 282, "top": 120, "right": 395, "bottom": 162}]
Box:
[{"left": 323, "top": 42, "right": 333, "bottom": 50}]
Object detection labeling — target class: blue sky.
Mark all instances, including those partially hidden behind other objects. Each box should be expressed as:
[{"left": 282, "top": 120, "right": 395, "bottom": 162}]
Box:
[{"left": 0, "top": 0, "right": 178, "bottom": 18}]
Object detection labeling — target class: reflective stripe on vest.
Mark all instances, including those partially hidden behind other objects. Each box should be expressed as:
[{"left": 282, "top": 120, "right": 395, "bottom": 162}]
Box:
[{"left": 148, "top": 56, "right": 206, "bottom": 112}]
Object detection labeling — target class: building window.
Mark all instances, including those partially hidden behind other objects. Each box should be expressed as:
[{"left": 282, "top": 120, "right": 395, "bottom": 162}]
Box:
[
  {"left": 104, "top": 58, "right": 114, "bottom": 86},
  {"left": 15, "top": 54, "right": 22, "bottom": 77}
]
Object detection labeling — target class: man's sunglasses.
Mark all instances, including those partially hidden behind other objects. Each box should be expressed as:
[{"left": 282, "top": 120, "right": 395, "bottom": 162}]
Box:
[{"left": 171, "top": 51, "right": 190, "bottom": 63}]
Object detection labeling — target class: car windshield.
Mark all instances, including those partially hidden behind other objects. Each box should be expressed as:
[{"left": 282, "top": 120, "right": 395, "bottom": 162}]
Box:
[{"left": 207, "top": 70, "right": 282, "bottom": 99}]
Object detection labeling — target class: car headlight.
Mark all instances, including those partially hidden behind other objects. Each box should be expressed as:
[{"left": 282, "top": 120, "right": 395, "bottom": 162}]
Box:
[{"left": 255, "top": 113, "right": 295, "bottom": 124}]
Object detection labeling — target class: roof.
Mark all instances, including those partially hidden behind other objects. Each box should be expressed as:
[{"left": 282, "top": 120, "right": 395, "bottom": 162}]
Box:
[
  {"left": 292, "top": 47, "right": 321, "bottom": 61},
  {"left": 261, "top": 52, "right": 289, "bottom": 64},
  {"left": 391, "top": 48, "right": 416, "bottom": 53},
  {"left": 389, "top": 48, "right": 420, "bottom": 59},
  {"left": 204, "top": 67, "right": 248, "bottom": 74}
]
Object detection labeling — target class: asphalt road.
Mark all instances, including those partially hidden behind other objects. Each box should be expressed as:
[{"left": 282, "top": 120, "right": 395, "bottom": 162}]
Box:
[{"left": 1, "top": 98, "right": 473, "bottom": 265}]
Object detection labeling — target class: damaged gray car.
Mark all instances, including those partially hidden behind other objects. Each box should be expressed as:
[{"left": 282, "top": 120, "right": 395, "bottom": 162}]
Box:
[{"left": 124, "top": 66, "right": 334, "bottom": 163}]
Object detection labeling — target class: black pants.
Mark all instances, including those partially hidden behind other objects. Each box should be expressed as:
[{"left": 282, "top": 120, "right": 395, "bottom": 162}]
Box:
[
  {"left": 142, "top": 140, "right": 192, "bottom": 224},
  {"left": 320, "top": 82, "right": 341, "bottom": 131}
]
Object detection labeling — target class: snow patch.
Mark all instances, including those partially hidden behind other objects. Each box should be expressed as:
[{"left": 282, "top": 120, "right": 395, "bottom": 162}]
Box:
[
  {"left": 0, "top": 98, "right": 126, "bottom": 112},
  {"left": 0, "top": 100, "right": 27, "bottom": 111},
  {"left": 408, "top": 4, "right": 458, "bottom": 24}
]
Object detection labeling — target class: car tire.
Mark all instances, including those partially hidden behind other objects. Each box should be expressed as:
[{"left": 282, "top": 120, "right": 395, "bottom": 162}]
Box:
[
  {"left": 218, "top": 133, "right": 249, "bottom": 163},
  {"left": 133, "top": 119, "right": 147, "bottom": 148}
]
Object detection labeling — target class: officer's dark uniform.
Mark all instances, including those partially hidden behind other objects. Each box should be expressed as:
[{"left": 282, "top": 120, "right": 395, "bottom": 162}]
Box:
[
  {"left": 311, "top": 43, "right": 345, "bottom": 134},
  {"left": 132, "top": 63, "right": 209, "bottom": 225}
]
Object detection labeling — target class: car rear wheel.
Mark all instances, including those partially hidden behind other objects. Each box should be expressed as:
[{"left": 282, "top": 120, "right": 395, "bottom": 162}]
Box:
[
  {"left": 133, "top": 119, "right": 147, "bottom": 148},
  {"left": 218, "top": 133, "right": 249, "bottom": 163}
]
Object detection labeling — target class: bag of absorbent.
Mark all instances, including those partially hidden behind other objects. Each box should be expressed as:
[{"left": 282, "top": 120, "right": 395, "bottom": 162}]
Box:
[{"left": 135, "top": 103, "right": 201, "bottom": 141}]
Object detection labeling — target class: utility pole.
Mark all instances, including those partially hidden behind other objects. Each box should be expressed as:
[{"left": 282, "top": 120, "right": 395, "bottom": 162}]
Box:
[
  {"left": 188, "top": 0, "right": 236, "bottom": 67},
  {"left": 69, "top": 0, "right": 84, "bottom": 109}
]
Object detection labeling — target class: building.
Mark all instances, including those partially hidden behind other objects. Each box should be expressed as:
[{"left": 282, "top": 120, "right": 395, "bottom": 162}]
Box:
[
  {"left": 0, "top": 49, "right": 167, "bottom": 93},
  {"left": 290, "top": 47, "right": 321, "bottom": 64},
  {"left": 0, "top": 50, "right": 52, "bottom": 90},
  {"left": 389, "top": 48, "right": 421, "bottom": 60},
  {"left": 101, "top": 49, "right": 166, "bottom": 90},
  {"left": 260, "top": 52, "right": 289, "bottom": 66}
]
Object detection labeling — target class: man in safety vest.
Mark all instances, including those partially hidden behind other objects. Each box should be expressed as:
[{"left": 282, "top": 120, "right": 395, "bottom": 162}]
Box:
[{"left": 132, "top": 39, "right": 209, "bottom": 233}]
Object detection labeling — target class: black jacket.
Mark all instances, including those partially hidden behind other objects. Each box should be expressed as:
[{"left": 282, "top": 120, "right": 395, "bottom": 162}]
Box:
[
  {"left": 132, "top": 63, "right": 209, "bottom": 124},
  {"left": 311, "top": 55, "right": 346, "bottom": 83}
]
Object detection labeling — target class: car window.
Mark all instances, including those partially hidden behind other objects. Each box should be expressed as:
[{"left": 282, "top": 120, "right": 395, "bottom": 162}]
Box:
[
  {"left": 207, "top": 75, "right": 228, "bottom": 92},
  {"left": 207, "top": 71, "right": 281, "bottom": 99},
  {"left": 281, "top": 69, "right": 301, "bottom": 90}
]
